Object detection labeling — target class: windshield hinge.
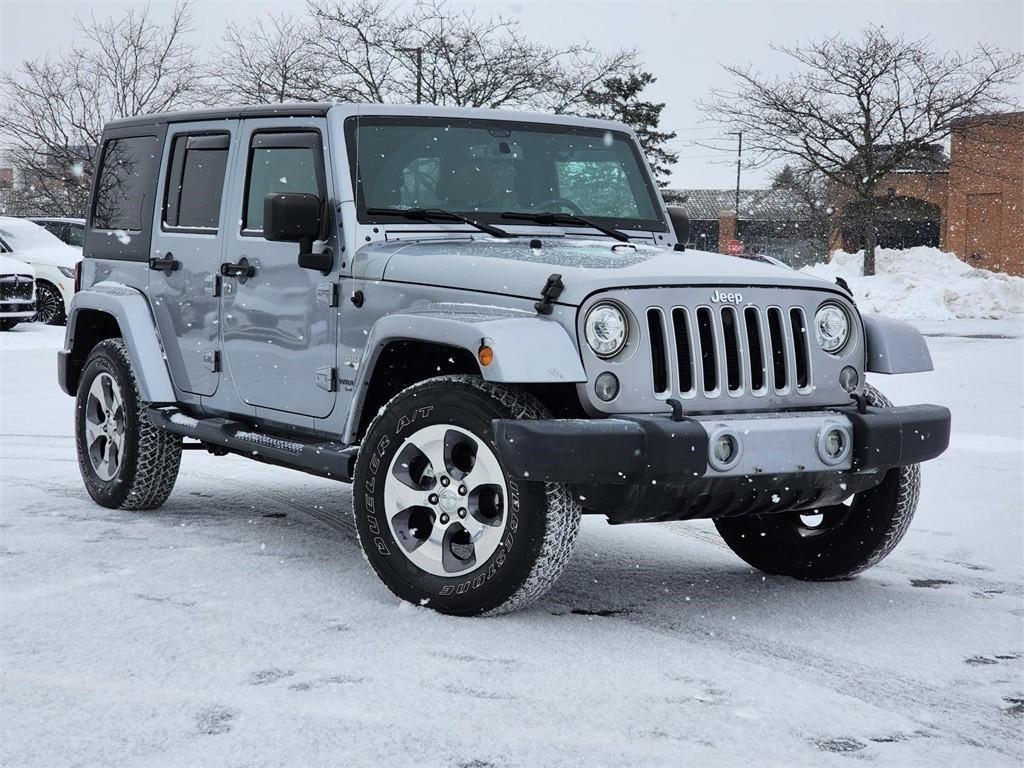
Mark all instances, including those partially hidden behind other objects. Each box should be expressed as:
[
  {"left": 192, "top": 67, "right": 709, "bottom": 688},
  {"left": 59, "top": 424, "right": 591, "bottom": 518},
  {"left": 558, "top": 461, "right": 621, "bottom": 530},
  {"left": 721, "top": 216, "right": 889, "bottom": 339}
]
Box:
[{"left": 534, "top": 273, "right": 564, "bottom": 316}]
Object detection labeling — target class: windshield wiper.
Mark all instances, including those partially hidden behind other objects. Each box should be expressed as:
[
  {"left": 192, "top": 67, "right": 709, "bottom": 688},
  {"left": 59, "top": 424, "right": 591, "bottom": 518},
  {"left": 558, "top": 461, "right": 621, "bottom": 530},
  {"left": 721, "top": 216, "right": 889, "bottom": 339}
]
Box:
[
  {"left": 500, "top": 211, "right": 630, "bottom": 242},
  {"left": 366, "top": 207, "right": 511, "bottom": 239}
]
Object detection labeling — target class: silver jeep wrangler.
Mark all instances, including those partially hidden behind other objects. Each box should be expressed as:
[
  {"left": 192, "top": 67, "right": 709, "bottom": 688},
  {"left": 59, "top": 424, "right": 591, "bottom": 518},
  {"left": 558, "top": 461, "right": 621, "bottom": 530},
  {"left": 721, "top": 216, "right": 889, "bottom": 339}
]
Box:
[{"left": 58, "top": 103, "right": 950, "bottom": 615}]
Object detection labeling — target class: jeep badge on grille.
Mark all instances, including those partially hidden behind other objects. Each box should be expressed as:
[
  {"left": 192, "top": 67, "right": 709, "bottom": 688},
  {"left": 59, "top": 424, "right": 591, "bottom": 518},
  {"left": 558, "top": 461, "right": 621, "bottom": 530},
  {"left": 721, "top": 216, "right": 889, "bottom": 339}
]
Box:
[{"left": 710, "top": 289, "right": 743, "bottom": 304}]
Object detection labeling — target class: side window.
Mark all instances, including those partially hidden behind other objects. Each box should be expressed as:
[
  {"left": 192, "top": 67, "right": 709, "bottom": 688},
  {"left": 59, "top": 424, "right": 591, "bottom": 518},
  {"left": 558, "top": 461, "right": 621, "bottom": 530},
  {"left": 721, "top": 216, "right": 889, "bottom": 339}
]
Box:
[
  {"left": 163, "top": 133, "right": 230, "bottom": 231},
  {"left": 92, "top": 136, "right": 159, "bottom": 231},
  {"left": 243, "top": 132, "right": 323, "bottom": 233}
]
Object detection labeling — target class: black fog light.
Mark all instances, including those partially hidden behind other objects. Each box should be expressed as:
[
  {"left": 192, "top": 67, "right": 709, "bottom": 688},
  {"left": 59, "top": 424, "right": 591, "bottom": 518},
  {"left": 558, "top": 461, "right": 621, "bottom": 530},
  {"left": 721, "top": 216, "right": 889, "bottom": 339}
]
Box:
[
  {"left": 708, "top": 427, "right": 742, "bottom": 471},
  {"left": 839, "top": 366, "right": 859, "bottom": 393},
  {"left": 816, "top": 423, "right": 852, "bottom": 466},
  {"left": 594, "top": 372, "right": 619, "bottom": 402}
]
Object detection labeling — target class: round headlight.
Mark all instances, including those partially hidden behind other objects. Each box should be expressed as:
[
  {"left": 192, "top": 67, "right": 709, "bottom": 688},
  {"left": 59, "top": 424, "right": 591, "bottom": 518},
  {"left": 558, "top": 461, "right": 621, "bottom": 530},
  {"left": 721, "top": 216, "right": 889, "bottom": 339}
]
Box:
[
  {"left": 814, "top": 303, "right": 851, "bottom": 353},
  {"left": 585, "top": 303, "right": 628, "bottom": 358}
]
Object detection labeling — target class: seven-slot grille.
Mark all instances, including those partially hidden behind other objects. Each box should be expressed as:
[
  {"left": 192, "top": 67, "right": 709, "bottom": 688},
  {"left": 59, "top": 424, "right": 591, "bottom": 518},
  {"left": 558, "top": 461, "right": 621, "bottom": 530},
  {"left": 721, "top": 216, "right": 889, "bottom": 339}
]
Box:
[
  {"left": 0, "top": 275, "right": 33, "bottom": 302},
  {"left": 647, "top": 303, "right": 812, "bottom": 399}
]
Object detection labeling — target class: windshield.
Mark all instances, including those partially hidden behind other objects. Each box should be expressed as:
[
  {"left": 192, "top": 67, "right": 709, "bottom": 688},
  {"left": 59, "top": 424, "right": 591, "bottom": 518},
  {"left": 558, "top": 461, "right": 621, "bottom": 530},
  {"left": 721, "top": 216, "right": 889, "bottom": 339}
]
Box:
[
  {"left": 0, "top": 218, "right": 67, "bottom": 252},
  {"left": 346, "top": 116, "right": 665, "bottom": 232}
]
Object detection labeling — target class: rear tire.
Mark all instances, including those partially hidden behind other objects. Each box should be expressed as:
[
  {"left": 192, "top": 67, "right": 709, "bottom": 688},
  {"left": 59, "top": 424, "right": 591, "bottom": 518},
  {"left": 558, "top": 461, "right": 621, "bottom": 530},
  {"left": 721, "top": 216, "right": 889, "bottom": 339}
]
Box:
[
  {"left": 352, "top": 375, "right": 581, "bottom": 615},
  {"left": 714, "top": 384, "right": 920, "bottom": 580},
  {"left": 75, "top": 338, "right": 182, "bottom": 510},
  {"left": 0, "top": 319, "right": 19, "bottom": 331}
]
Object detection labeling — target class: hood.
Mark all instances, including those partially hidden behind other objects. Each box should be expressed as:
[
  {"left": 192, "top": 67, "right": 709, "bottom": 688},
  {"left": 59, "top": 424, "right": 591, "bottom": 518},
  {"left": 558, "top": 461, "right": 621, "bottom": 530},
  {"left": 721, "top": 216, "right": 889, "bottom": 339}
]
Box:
[
  {"left": 13, "top": 244, "right": 81, "bottom": 270},
  {"left": 0, "top": 254, "right": 35, "bottom": 277},
  {"left": 370, "top": 236, "right": 838, "bottom": 306}
]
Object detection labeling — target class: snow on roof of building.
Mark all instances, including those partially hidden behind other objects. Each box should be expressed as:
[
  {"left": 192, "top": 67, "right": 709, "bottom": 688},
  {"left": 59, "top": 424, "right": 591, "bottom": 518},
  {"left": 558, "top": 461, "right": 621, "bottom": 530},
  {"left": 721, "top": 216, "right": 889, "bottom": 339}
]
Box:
[{"left": 663, "top": 188, "right": 819, "bottom": 222}]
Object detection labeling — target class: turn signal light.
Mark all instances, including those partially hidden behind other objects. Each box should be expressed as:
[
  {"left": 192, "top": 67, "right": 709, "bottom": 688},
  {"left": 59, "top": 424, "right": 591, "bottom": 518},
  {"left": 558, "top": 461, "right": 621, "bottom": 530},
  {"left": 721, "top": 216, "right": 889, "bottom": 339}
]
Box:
[{"left": 478, "top": 344, "right": 494, "bottom": 367}]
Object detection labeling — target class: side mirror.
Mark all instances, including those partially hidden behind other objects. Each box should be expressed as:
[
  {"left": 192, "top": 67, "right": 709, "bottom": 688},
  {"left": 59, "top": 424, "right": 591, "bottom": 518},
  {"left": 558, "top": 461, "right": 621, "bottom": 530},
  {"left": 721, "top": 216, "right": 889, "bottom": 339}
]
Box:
[
  {"left": 263, "top": 192, "right": 333, "bottom": 272},
  {"left": 667, "top": 206, "right": 690, "bottom": 252}
]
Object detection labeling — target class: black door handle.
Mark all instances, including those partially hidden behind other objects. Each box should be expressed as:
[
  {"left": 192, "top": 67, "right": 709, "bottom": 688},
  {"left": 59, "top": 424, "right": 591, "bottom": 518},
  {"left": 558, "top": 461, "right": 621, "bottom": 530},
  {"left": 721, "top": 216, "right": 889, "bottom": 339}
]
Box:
[
  {"left": 149, "top": 255, "right": 180, "bottom": 274},
  {"left": 220, "top": 259, "right": 256, "bottom": 279}
]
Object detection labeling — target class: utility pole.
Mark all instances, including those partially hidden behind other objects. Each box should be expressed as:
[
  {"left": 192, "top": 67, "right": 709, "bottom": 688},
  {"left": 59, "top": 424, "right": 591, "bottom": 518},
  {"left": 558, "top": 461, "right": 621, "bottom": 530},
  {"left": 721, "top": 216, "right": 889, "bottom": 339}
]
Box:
[
  {"left": 397, "top": 46, "right": 423, "bottom": 104},
  {"left": 727, "top": 130, "right": 743, "bottom": 226}
]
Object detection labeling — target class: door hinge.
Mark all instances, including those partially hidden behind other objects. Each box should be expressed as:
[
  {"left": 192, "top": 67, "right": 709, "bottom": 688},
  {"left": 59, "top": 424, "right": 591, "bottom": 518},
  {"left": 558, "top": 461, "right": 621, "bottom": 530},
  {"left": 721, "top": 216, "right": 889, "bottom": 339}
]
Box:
[
  {"left": 316, "top": 282, "right": 339, "bottom": 307},
  {"left": 203, "top": 350, "right": 221, "bottom": 373},
  {"left": 204, "top": 273, "right": 221, "bottom": 297},
  {"left": 315, "top": 366, "right": 337, "bottom": 392}
]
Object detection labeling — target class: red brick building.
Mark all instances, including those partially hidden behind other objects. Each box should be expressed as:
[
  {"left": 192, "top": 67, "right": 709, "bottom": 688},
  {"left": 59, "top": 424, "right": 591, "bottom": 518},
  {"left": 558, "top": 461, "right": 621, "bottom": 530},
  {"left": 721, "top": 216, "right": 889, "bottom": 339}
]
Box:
[{"left": 835, "top": 112, "right": 1024, "bottom": 275}]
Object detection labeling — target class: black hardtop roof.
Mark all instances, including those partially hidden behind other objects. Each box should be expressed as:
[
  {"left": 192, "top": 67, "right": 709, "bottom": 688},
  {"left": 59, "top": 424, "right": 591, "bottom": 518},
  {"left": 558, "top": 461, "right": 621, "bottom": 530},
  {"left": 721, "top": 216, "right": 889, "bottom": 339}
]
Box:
[{"left": 104, "top": 103, "right": 334, "bottom": 130}]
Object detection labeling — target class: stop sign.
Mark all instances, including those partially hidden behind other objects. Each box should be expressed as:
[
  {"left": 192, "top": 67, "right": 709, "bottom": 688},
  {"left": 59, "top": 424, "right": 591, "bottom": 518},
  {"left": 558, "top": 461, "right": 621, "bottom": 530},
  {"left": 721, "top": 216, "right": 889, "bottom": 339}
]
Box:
[{"left": 726, "top": 239, "right": 744, "bottom": 255}]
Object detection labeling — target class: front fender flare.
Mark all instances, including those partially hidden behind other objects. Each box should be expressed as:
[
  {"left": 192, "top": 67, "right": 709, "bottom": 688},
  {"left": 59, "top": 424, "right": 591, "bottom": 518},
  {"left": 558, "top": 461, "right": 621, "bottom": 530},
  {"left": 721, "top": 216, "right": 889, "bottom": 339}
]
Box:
[
  {"left": 862, "top": 315, "right": 934, "bottom": 374},
  {"left": 61, "top": 282, "right": 176, "bottom": 403},
  {"left": 344, "top": 309, "right": 586, "bottom": 444}
]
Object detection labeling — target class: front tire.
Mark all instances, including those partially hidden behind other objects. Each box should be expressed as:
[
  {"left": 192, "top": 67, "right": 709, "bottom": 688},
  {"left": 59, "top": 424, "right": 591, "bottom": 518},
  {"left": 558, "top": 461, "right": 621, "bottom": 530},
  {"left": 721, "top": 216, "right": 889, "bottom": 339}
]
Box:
[
  {"left": 352, "top": 376, "right": 581, "bottom": 616},
  {"left": 0, "top": 319, "right": 19, "bottom": 331},
  {"left": 714, "top": 384, "right": 921, "bottom": 580},
  {"left": 33, "top": 281, "right": 66, "bottom": 326},
  {"left": 75, "top": 338, "right": 182, "bottom": 510}
]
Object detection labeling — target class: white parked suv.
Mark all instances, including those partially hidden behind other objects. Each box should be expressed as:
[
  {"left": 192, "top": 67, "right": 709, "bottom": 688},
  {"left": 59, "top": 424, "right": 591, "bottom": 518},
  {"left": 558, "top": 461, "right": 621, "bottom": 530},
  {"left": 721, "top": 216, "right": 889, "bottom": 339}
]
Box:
[
  {"left": 0, "top": 251, "right": 36, "bottom": 331},
  {"left": 0, "top": 216, "right": 81, "bottom": 325}
]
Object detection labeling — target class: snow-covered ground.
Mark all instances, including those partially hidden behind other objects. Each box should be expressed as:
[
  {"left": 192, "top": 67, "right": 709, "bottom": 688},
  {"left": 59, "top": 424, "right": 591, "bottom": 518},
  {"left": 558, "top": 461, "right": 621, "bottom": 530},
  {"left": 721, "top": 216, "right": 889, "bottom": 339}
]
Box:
[{"left": 1, "top": 321, "right": 1021, "bottom": 768}]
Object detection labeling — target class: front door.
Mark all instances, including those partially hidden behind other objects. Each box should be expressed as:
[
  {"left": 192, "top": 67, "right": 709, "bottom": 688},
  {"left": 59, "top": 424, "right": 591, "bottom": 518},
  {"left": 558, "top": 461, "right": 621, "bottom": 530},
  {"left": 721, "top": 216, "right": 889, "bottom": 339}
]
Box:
[
  {"left": 219, "top": 118, "right": 339, "bottom": 418},
  {"left": 150, "top": 120, "right": 237, "bottom": 397}
]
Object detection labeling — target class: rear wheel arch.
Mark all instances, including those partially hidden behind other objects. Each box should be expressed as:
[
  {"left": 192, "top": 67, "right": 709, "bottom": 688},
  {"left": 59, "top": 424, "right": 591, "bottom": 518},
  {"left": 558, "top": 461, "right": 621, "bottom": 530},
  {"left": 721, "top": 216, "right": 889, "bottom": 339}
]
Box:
[{"left": 65, "top": 308, "right": 122, "bottom": 393}]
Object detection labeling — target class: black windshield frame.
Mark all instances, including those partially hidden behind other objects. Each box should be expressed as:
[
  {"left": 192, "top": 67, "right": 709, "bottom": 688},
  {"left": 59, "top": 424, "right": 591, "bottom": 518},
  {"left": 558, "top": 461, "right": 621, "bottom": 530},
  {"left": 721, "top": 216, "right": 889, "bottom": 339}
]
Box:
[{"left": 344, "top": 115, "right": 667, "bottom": 233}]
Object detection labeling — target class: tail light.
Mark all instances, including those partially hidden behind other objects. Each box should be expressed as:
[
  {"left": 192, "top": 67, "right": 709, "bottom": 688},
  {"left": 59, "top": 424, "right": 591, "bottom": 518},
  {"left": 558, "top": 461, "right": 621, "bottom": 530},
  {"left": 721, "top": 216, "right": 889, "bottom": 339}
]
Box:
[{"left": 74, "top": 261, "right": 82, "bottom": 293}]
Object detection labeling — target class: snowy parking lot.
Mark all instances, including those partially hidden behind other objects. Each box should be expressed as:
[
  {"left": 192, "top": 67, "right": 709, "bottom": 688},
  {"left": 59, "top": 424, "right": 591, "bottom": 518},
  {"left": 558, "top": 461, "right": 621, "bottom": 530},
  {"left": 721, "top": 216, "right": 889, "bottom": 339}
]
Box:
[{"left": 1, "top": 321, "right": 1021, "bottom": 767}]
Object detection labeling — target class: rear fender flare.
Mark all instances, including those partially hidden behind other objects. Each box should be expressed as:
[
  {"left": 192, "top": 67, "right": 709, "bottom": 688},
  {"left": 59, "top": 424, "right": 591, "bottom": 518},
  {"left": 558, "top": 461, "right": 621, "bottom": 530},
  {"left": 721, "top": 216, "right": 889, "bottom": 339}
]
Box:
[{"left": 63, "top": 283, "right": 175, "bottom": 402}]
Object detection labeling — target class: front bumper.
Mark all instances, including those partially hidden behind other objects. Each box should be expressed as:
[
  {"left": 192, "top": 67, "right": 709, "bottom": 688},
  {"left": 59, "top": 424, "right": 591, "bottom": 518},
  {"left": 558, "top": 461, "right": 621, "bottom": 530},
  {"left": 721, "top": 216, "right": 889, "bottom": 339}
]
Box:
[
  {"left": 1, "top": 301, "right": 36, "bottom": 318},
  {"left": 493, "top": 403, "right": 950, "bottom": 485}
]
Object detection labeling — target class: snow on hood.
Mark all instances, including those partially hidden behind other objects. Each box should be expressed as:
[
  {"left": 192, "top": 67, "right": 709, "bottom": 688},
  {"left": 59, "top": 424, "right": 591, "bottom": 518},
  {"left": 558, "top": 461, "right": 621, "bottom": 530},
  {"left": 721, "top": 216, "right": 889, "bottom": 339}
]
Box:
[
  {"left": 0, "top": 254, "right": 35, "bottom": 277},
  {"left": 802, "top": 247, "right": 1024, "bottom": 321},
  {"left": 372, "top": 236, "right": 835, "bottom": 305}
]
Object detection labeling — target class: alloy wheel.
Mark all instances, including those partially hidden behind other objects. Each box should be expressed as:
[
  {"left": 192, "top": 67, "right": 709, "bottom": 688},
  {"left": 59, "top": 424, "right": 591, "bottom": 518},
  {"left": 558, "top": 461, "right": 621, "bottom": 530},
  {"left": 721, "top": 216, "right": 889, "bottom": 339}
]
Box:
[
  {"left": 33, "top": 284, "right": 62, "bottom": 325},
  {"left": 84, "top": 372, "right": 126, "bottom": 481},
  {"left": 384, "top": 423, "right": 508, "bottom": 577}
]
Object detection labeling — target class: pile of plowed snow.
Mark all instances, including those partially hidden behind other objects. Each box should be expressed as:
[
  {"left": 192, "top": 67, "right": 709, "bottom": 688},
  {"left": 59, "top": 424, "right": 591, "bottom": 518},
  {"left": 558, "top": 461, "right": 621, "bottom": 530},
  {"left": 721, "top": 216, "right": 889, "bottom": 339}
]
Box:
[{"left": 801, "top": 246, "right": 1024, "bottom": 321}]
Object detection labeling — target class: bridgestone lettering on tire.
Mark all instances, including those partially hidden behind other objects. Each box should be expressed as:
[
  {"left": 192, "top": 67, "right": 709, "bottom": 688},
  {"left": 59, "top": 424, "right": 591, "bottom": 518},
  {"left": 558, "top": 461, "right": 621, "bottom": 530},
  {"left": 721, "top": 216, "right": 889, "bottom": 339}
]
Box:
[
  {"left": 714, "top": 383, "right": 921, "bottom": 580},
  {"left": 75, "top": 338, "right": 182, "bottom": 510},
  {"left": 352, "top": 375, "right": 581, "bottom": 616}
]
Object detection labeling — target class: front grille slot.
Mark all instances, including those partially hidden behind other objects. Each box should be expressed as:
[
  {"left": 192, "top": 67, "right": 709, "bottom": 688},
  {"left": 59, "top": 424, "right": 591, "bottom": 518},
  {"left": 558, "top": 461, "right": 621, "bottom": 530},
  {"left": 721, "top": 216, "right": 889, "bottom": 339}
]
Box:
[
  {"left": 767, "top": 308, "right": 787, "bottom": 391},
  {"left": 721, "top": 307, "right": 742, "bottom": 392},
  {"left": 790, "top": 308, "right": 810, "bottom": 390},
  {"left": 647, "top": 308, "right": 669, "bottom": 395},
  {"left": 695, "top": 307, "right": 717, "bottom": 393},
  {"left": 0, "top": 276, "right": 33, "bottom": 302},
  {"left": 671, "top": 309, "right": 693, "bottom": 393},
  {"left": 744, "top": 307, "right": 765, "bottom": 392}
]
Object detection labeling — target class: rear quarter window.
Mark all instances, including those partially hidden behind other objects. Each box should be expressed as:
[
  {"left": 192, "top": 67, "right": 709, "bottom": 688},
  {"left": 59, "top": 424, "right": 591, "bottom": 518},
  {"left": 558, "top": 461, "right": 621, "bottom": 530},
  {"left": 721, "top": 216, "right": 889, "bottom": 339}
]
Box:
[{"left": 92, "top": 136, "right": 160, "bottom": 232}]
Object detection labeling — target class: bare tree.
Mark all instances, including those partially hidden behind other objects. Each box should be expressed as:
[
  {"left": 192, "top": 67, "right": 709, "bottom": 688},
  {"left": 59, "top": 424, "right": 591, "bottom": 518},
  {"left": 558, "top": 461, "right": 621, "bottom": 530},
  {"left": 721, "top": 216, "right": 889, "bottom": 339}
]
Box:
[
  {"left": 302, "top": 0, "right": 637, "bottom": 110},
  {"left": 211, "top": 14, "right": 320, "bottom": 104},
  {"left": 702, "top": 26, "right": 1022, "bottom": 274},
  {"left": 0, "top": 1, "right": 206, "bottom": 216}
]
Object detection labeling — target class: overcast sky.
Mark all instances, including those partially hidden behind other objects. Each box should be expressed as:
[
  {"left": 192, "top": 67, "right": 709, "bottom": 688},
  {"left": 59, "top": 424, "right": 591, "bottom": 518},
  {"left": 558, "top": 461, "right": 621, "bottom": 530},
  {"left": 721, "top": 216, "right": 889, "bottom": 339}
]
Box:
[{"left": 1, "top": 0, "right": 1021, "bottom": 189}]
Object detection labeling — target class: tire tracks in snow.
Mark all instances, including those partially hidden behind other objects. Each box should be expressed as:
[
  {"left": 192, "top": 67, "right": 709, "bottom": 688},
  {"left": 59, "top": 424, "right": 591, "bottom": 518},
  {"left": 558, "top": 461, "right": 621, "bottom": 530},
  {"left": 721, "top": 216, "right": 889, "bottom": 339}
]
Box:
[{"left": 603, "top": 523, "right": 1022, "bottom": 759}]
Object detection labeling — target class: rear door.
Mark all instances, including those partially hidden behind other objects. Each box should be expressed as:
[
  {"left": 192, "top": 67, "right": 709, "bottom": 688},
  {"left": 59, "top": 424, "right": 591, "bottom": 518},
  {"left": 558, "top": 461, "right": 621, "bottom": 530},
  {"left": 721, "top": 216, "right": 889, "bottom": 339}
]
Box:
[
  {"left": 219, "top": 117, "right": 338, "bottom": 418},
  {"left": 150, "top": 120, "right": 237, "bottom": 397}
]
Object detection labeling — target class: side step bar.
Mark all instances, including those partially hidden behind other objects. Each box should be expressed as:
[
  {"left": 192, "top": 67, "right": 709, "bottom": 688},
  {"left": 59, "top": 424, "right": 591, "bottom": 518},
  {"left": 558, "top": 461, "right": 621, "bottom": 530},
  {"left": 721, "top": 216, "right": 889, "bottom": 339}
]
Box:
[{"left": 148, "top": 406, "right": 357, "bottom": 482}]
